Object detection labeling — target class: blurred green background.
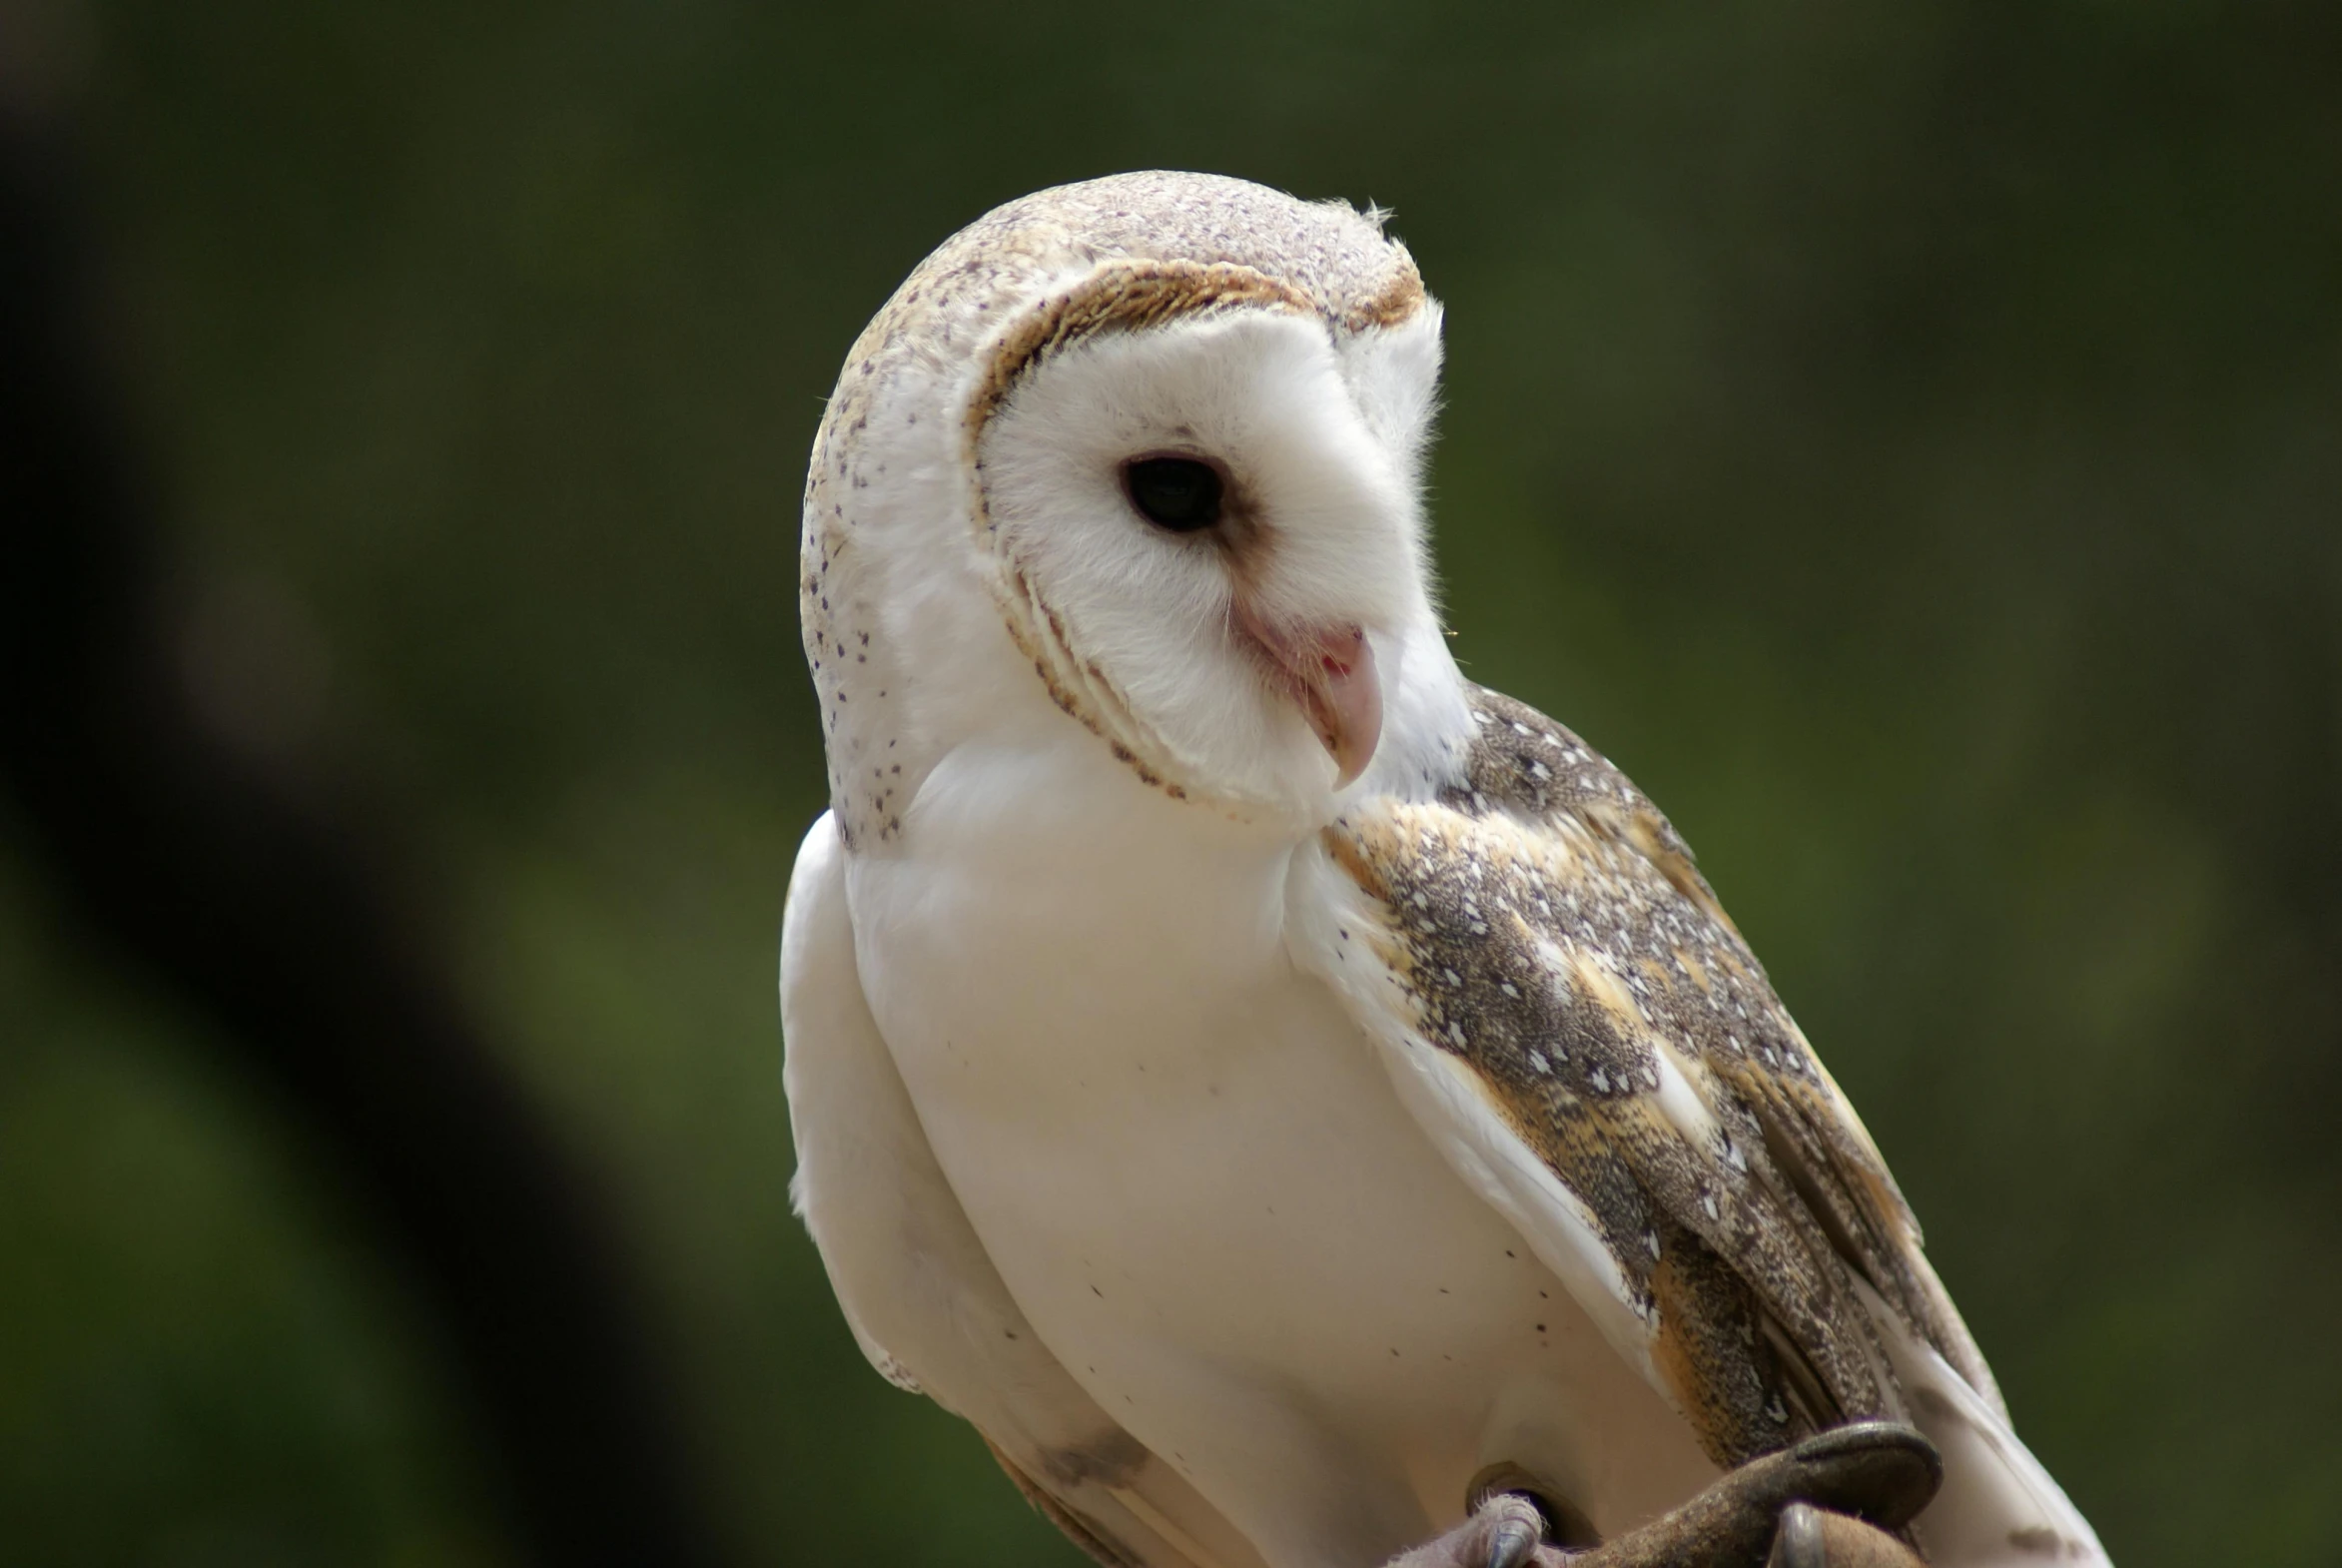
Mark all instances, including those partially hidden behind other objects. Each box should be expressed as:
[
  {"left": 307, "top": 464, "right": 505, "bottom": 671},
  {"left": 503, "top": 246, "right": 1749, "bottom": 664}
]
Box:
[{"left": 3, "top": 0, "right": 2338, "bottom": 1563}]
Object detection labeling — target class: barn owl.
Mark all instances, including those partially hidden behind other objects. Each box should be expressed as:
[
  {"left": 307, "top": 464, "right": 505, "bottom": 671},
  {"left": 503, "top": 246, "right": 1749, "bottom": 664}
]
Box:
[{"left": 780, "top": 172, "right": 2109, "bottom": 1568}]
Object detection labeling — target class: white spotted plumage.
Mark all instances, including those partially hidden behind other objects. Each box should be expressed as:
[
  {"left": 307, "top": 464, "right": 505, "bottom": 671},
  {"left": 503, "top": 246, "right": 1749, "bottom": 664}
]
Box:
[{"left": 781, "top": 172, "right": 2108, "bottom": 1568}]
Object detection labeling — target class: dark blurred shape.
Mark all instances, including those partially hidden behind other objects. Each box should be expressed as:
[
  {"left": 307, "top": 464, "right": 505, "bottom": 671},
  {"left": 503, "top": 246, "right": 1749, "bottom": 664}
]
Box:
[{"left": 0, "top": 106, "right": 726, "bottom": 1568}]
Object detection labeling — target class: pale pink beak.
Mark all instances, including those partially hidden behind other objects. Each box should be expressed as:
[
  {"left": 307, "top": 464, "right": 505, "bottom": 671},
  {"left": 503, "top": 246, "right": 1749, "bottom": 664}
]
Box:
[{"left": 1236, "top": 605, "right": 1383, "bottom": 789}]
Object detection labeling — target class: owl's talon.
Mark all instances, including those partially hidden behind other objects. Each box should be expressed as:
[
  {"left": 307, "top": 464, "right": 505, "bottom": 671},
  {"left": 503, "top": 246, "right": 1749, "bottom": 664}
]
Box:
[
  {"left": 1383, "top": 1489, "right": 1559, "bottom": 1568},
  {"left": 1543, "top": 1422, "right": 1941, "bottom": 1567},
  {"left": 1385, "top": 1425, "right": 1940, "bottom": 1568},
  {"left": 1768, "top": 1503, "right": 1829, "bottom": 1568},
  {"left": 1766, "top": 1502, "right": 1926, "bottom": 1567},
  {"left": 1481, "top": 1499, "right": 1544, "bottom": 1568}
]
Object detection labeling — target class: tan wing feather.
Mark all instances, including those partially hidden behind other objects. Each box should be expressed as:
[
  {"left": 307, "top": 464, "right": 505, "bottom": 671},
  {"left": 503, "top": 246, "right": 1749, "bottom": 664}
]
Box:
[
  {"left": 981, "top": 1429, "right": 1268, "bottom": 1568},
  {"left": 1320, "top": 684, "right": 2000, "bottom": 1465}
]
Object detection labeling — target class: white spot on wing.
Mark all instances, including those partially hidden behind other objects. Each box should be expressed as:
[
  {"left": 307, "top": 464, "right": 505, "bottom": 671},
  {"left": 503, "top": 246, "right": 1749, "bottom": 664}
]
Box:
[{"left": 1650, "top": 1040, "right": 1721, "bottom": 1149}]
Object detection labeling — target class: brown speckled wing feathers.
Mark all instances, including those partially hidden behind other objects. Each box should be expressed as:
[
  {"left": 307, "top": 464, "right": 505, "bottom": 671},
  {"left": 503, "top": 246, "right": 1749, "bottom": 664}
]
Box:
[{"left": 1320, "top": 685, "right": 1999, "bottom": 1466}]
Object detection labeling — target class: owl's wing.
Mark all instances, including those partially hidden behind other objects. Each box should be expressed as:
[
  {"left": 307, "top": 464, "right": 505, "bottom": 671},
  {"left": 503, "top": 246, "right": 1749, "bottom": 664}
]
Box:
[
  {"left": 783, "top": 814, "right": 1268, "bottom": 1568},
  {"left": 1289, "top": 686, "right": 2106, "bottom": 1563}
]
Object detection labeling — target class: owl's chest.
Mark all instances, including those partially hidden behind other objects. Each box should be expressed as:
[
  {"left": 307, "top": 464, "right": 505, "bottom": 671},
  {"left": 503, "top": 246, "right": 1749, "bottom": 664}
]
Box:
[{"left": 843, "top": 748, "right": 1713, "bottom": 1547}]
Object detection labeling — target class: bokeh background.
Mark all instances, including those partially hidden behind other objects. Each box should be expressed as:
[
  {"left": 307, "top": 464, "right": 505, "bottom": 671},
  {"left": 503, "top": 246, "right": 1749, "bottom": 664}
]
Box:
[{"left": 3, "top": 1, "right": 2338, "bottom": 1564}]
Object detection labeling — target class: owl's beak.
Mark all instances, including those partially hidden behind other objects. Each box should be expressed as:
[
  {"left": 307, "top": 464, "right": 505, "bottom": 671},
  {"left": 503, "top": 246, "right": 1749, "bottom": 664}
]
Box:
[{"left": 1237, "top": 608, "right": 1383, "bottom": 790}]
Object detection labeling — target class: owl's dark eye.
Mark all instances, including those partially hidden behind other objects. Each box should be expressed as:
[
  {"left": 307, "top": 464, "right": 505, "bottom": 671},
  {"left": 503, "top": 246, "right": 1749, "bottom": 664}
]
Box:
[{"left": 1123, "top": 456, "right": 1223, "bottom": 532}]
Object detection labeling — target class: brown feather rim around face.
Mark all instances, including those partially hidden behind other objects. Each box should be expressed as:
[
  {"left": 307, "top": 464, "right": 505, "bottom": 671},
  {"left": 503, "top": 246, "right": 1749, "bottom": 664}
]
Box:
[
  {"left": 962, "top": 255, "right": 1427, "bottom": 452},
  {"left": 959, "top": 255, "right": 1423, "bottom": 814}
]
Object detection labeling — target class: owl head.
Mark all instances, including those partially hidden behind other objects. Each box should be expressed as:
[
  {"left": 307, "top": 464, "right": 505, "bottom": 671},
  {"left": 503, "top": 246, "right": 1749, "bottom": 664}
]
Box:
[{"left": 803, "top": 172, "right": 1469, "bottom": 846}]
